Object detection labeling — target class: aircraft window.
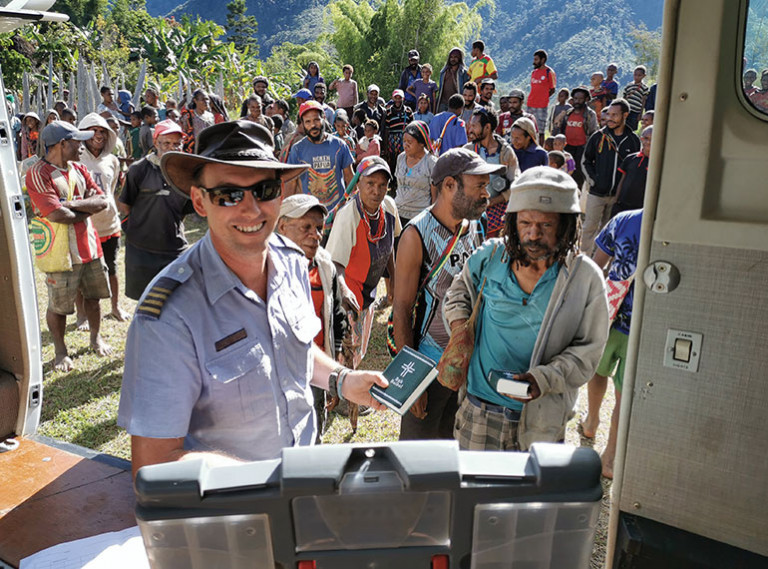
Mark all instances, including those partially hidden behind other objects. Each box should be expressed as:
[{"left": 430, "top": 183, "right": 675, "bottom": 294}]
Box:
[{"left": 743, "top": 0, "right": 768, "bottom": 114}]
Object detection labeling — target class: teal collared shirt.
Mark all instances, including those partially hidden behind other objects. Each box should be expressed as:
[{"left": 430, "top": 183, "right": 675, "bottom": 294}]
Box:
[{"left": 467, "top": 245, "right": 560, "bottom": 410}]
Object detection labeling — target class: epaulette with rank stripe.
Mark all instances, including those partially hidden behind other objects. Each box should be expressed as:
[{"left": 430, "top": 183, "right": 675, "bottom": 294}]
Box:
[{"left": 137, "top": 277, "right": 182, "bottom": 319}]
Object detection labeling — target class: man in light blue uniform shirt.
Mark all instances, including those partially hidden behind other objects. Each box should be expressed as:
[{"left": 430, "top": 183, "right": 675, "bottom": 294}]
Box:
[
  {"left": 118, "top": 120, "right": 387, "bottom": 479},
  {"left": 444, "top": 166, "right": 609, "bottom": 452}
]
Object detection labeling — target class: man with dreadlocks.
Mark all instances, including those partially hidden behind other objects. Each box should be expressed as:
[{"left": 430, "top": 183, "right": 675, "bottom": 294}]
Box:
[{"left": 443, "top": 166, "right": 609, "bottom": 451}]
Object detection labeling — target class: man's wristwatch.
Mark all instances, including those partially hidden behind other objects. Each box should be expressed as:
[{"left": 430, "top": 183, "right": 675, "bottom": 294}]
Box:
[{"left": 329, "top": 366, "right": 345, "bottom": 401}]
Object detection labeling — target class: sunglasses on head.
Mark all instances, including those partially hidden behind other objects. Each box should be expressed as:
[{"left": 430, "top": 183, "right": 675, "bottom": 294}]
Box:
[{"left": 199, "top": 178, "right": 282, "bottom": 207}]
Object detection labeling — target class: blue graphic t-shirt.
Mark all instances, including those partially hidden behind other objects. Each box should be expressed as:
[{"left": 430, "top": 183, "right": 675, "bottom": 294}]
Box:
[
  {"left": 595, "top": 209, "right": 643, "bottom": 335},
  {"left": 288, "top": 135, "right": 355, "bottom": 214}
]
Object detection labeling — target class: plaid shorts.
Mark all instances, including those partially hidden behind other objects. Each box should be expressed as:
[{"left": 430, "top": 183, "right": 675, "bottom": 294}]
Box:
[
  {"left": 526, "top": 106, "right": 548, "bottom": 135},
  {"left": 46, "top": 259, "right": 111, "bottom": 315},
  {"left": 454, "top": 391, "right": 522, "bottom": 451}
]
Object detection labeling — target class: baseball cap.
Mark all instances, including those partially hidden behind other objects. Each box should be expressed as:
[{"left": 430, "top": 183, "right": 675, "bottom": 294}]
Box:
[
  {"left": 431, "top": 148, "right": 506, "bottom": 186},
  {"left": 292, "top": 88, "right": 313, "bottom": 100},
  {"left": 392, "top": 89, "right": 405, "bottom": 99},
  {"left": 357, "top": 156, "right": 392, "bottom": 179},
  {"left": 481, "top": 77, "right": 496, "bottom": 87},
  {"left": 408, "top": 50, "right": 420, "bottom": 59},
  {"left": 508, "top": 88, "right": 526, "bottom": 100},
  {"left": 298, "top": 100, "right": 325, "bottom": 119},
  {"left": 279, "top": 194, "right": 328, "bottom": 219},
  {"left": 41, "top": 120, "right": 94, "bottom": 148},
  {"left": 367, "top": 84, "right": 380, "bottom": 94},
  {"left": 153, "top": 118, "right": 184, "bottom": 141},
  {"left": 506, "top": 166, "right": 580, "bottom": 214}
]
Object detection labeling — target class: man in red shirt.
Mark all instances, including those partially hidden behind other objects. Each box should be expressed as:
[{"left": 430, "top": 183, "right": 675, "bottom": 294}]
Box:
[
  {"left": 557, "top": 86, "right": 598, "bottom": 188},
  {"left": 527, "top": 49, "right": 556, "bottom": 145},
  {"left": 26, "top": 121, "right": 112, "bottom": 371},
  {"left": 496, "top": 89, "right": 538, "bottom": 140}
]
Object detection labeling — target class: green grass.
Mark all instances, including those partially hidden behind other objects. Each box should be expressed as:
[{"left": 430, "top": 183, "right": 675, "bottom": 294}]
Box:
[{"left": 33, "top": 215, "right": 617, "bottom": 568}]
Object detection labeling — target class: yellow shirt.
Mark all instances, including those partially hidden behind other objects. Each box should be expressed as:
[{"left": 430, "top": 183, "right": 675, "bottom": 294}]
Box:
[{"left": 469, "top": 54, "right": 497, "bottom": 83}]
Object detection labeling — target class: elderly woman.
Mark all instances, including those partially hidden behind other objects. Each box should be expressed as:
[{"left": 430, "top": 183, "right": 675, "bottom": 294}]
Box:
[
  {"left": 394, "top": 120, "right": 437, "bottom": 228},
  {"left": 326, "top": 157, "right": 402, "bottom": 367},
  {"left": 243, "top": 94, "right": 273, "bottom": 131}
]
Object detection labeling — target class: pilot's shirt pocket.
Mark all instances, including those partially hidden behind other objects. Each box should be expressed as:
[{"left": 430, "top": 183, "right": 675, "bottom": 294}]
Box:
[{"left": 203, "top": 341, "right": 276, "bottom": 427}]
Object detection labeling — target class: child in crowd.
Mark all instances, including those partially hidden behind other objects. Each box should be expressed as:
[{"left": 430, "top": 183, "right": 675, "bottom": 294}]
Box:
[
  {"left": 553, "top": 134, "right": 576, "bottom": 174},
  {"left": 407, "top": 63, "right": 438, "bottom": 112},
  {"left": 548, "top": 150, "right": 566, "bottom": 171},
  {"left": 547, "top": 88, "right": 572, "bottom": 136},
  {"left": 543, "top": 136, "right": 554, "bottom": 152},
  {"left": 413, "top": 94, "right": 434, "bottom": 124},
  {"left": 165, "top": 98, "right": 178, "bottom": 112},
  {"left": 352, "top": 108, "right": 367, "bottom": 139},
  {"left": 139, "top": 106, "right": 158, "bottom": 157},
  {"left": 129, "top": 111, "right": 143, "bottom": 160},
  {"left": 303, "top": 61, "right": 324, "bottom": 93},
  {"left": 355, "top": 119, "right": 381, "bottom": 163},
  {"left": 333, "top": 109, "right": 357, "bottom": 153},
  {"left": 166, "top": 108, "right": 181, "bottom": 125},
  {"left": 60, "top": 108, "right": 77, "bottom": 125},
  {"left": 589, "top": 72, "right": 609, "bottom": 115},
  {"left": 599, "top": 107, "right": 610, "bottom": 128},
  {"left": 641, "top": 110, "right": 655, "bottom": 128}
]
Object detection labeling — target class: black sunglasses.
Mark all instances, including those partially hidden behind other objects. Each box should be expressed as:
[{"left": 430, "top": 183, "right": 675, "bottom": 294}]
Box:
[{"left": 199, "top": 179, "right": 282, "bottom": 207}]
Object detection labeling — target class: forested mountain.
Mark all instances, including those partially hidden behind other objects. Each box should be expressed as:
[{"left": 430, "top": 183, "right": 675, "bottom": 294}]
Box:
[{"left": 145, "top": 0, "right": 664, "bottom": 89}]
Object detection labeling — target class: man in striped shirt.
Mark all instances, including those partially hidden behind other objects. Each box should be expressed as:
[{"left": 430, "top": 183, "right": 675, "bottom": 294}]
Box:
[
  {"left": 622, "top": 66, "right": 650, "bottom": 131},
  {"left": 26, "top": 121, "right": 112, "bottom": 372}
]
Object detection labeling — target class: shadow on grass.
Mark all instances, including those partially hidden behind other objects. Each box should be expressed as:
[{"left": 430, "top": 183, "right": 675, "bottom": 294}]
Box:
[
  {"left": 70, "top": 416, "right": 123, "bottom": 450},
  {"left": 41, "top": 358, "right": 124, "bottom": 421}
]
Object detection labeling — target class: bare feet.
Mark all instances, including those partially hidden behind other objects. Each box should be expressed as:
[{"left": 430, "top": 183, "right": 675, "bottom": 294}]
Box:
[
  {"left": 90, "top": 338, "right": 113, "bottom": 357},
  {"left": 580, "top": 415, "right": 599, "bottom": 439},
  {"left": 53, "top": 353, "right": 74, "bottom": 372},
  {"left": 601, "top": 452, "right": 614, "bottom": 479},
  {"left": 106, "top": 308, "right": 131, "bottom": 322},
  {"left": 76, "top": 318, "right": 90, "bottom": 331}
]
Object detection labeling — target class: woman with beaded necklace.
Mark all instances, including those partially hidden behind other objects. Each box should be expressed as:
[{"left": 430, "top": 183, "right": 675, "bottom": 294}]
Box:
[{"left": 326, "top": 157, "right": 402, "bottom": 367}]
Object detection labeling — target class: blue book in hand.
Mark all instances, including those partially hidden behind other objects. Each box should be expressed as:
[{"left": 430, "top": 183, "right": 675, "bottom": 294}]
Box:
[{"left": 370, "top": 346, "right": 439, "bottom": 415}]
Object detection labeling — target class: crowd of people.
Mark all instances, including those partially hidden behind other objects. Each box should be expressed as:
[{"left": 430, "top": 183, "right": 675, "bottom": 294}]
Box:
[{"left": 15, "top": 39, "right": 761, "bottom": 480}]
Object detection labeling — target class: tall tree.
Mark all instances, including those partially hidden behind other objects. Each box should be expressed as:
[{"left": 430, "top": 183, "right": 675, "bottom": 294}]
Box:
[{"left": 226, "top": 0, "right": 259, "bottom": 54}]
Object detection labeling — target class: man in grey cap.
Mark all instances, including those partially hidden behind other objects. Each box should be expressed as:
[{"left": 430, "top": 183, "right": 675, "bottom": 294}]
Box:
[
  {"left": 496, "top": 89, "right": 538, "bottom": 140},
  {"left": 26, "top": 121, "right": 111, "bottom": 372},
  {"left": 275, "top": 194, "right": 358, "bottom": 437},
  {"left": 118, "top": 121, "right": 388, "bottom": 479},
  {"left": 399, "top": 50, "right": 423, "bottom": 111},
  {"left": 394, "top": 148, "right": 499, "bottom": 441},
  {"left": 443, "top": 166, "right": 609, "bottom": 451}
]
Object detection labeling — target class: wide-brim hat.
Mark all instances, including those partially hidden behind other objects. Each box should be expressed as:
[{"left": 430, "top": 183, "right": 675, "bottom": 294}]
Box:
[{"left": 161, "top": 120, "right": 307, "bottom": 197}]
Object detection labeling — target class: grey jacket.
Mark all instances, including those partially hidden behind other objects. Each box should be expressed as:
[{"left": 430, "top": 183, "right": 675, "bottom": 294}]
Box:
[{"left": 443, "top": 245, "right": 609, "bottom": 449}]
